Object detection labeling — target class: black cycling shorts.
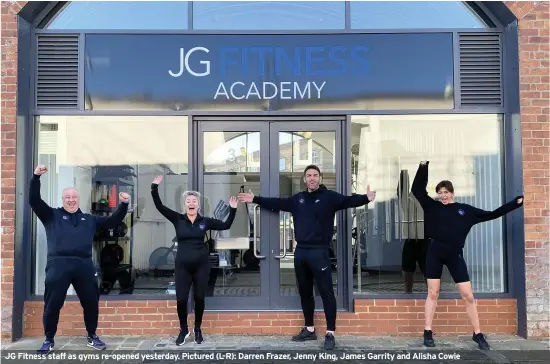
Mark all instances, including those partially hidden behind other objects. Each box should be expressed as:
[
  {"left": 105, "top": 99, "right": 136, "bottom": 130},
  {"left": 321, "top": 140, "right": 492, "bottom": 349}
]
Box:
[{"left": 424, "top": 239, "right": 470, "bottom": 283}]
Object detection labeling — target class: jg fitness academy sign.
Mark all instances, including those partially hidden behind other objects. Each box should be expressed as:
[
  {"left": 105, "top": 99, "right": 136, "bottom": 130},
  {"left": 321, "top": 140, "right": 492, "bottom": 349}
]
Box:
[
  {"left": 84, "top": 34, "right": 453, "bottom": 109},
  {"left": 167, "top": 45, "right": 369, "bottom": 100}
]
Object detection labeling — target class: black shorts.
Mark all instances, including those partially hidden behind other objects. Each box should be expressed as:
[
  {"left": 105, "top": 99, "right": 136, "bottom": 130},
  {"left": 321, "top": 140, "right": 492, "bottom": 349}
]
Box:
[
  {"left": 401, "top": 238, "right": 429, "bottom": 274},
  {"left": 424, "top": 240, "right": 470, "bottom": 283}
]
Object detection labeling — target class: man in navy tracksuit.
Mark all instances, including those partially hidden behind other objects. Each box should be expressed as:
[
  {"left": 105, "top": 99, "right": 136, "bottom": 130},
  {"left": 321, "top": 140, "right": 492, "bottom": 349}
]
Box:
[
  {"left": 239, "top": 165, "right": 376, "bottom": 350},
  {"left": 30, "top": 165, "right": 130, "bottom": 353}
]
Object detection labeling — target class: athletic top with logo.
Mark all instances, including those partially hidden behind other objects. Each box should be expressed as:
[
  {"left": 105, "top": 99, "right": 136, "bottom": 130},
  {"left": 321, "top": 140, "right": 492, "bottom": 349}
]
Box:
[
  {"left": 253, "top": 184, "right": 371, "bottom": 249},
  {"left": 151, "top": 184, "right": 236, "bottom": 262},
  {"left": 411, "top": 162, "right": 523, "bottom": 251},
  {"left": 29, "top": 174, "right": 129, "bottom": 261}
]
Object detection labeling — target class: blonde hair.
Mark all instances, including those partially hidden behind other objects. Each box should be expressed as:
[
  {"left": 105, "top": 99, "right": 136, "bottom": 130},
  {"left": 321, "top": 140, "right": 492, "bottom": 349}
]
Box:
[{"left": 182, "top": 190, "right": 201, "bottom": 214}]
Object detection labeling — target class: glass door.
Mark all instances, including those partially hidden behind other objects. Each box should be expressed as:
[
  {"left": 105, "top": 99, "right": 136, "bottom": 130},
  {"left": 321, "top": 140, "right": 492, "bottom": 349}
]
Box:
[
  {"left": 198, "top": 121, "right": 271, "bottom": 309},
  {"left": 197, "top": 118, "right": 345, "bottom": 311},
  {"left": 268, "top": 121, "right": 345, "bottom": 310}
]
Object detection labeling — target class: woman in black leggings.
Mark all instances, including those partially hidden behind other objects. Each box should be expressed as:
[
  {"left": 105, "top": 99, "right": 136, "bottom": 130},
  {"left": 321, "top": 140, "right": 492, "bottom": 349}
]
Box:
[
  {"left": 411, "top": 161, "right": 523, "bottom": 350},
  {"left": 151, "top": 176, "right": 237, "bottom": 345}
]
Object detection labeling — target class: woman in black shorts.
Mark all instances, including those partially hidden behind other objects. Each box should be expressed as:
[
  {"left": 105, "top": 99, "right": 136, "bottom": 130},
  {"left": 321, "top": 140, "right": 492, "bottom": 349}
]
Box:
[
  {"left": 151, "top": 175, "right": 237, "bottom": 346},
  {"left": 411, "top": 161, "right": 523, "bottom": 350}
]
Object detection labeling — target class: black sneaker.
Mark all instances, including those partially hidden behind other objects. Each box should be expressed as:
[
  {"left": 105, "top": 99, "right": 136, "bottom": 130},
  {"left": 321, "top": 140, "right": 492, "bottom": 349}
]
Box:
[
  {"left": 175, "top": 329, "right": 190, "bottom": 346},
  {"left": 194, "top": 328, "right": 203, "bottom": 344},
  {"left": 473, "top": 332, "right": 490, "bottom": 350},
  {"left": 37, "top": 339, "right": 54, "bottom": 354},
  {"left": 423, "top": 330, "right": 435, "bottom": 347},
  {"left": 86, "top": 335, "right": 106, "bottom": 350},
  {"left": 323, "top": 333, "right": 336, "bottom": 350},
  {"left": 291, "top": 327, "right": 317, "bottom": 342}
]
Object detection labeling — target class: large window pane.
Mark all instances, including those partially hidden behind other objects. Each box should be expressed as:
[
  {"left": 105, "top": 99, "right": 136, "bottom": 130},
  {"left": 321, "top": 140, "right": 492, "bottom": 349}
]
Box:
[
  {"left": 351, "top": 114, "right": 505, "bottom": 294},
  {"left": 202, "top": 131, "right": 262, "bottom": 297},
  {"left": 33, "top": 116, "right": 189, "bottom": 297},
  {"left": 45, "top": 1, "right": 189, "bottom": 30},
  {"left": 351, "top": 1, "right": 489, "bottom": 29},
  {"left": 193, "top": 1, "right": 345, "bottom": 30}
]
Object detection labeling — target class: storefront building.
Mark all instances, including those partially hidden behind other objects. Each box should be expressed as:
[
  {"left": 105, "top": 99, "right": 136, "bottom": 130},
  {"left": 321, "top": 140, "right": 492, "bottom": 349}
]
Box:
[{"left": 1, "top": 1, "right": 548, "bottom": 341}]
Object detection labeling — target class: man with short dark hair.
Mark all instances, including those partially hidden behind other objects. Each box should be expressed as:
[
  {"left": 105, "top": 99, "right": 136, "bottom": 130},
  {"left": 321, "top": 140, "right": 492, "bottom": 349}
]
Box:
[
  {"left": 30, "top": 165, "right": 130, "bottom": 353},
  {"left": 239, "top": 164, "right": 376, "bottom": 350}
]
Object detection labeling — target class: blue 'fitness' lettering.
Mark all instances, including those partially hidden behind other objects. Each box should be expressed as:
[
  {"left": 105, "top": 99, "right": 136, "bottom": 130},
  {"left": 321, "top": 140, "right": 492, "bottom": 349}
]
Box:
[{"left": 218, "top": 46, "right": 369, "bottom": 78}]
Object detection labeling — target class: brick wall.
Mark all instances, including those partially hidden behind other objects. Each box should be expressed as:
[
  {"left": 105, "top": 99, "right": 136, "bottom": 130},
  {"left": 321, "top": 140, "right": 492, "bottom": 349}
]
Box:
[
  {"left": 0, "top": 0, "right": 25, "bottom": 340},
  {"left": 1, "top": 1, "right": 549, "bottom": 339},
  {"left": 23, "top": 299, "right": 517, "bottom": 337},
  {"left": 505, "top": 0, "right": 550, "bottom": 338}
]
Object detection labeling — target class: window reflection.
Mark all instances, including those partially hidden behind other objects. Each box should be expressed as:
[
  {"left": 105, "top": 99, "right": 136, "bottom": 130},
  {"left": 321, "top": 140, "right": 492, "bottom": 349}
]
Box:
[
  {"left": 350, "top": 1, "right": 489, "bottom": 29},
  {"left": 44, "top": 0, "right": 488, "bottom": 31},
  {"left": 202, "top": 132, "right": 261, "bottom": 297},
  {"left": 45, "top": 1, "right": 189, "bottom": 30},
  {"left": 193, "top": 1, "right": 345, "bottom": 30},
  {"left": 33, "top": 116, "right": 189, "bottom": 297},
  {"left": 351, "top": 114, "right": 505, "bottom": 294}
]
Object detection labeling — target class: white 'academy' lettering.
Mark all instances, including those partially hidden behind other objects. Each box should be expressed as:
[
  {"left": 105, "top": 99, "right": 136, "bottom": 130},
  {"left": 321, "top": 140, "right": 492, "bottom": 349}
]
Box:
[{"left": 213, "top": 81, "right": 326, "bottom": 100}]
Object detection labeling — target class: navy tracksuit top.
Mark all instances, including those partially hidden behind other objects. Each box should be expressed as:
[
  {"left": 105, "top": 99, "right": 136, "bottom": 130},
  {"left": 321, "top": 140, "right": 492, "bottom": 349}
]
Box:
[
  {"left": 253, "top": 184, "right": 371, "bottom": 249},
  {"left": 29, "top": 174, "right": 129, "bottom": 261}
]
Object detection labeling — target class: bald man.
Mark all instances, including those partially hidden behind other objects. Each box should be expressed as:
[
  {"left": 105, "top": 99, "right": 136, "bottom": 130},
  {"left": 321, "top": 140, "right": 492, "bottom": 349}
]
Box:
[{"left": 30, "top": 165, "right": 130, "bottom": 353}]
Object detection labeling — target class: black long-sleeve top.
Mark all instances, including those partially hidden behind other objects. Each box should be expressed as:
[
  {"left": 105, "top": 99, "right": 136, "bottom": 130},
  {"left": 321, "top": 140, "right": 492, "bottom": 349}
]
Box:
[
  {"left": 411, "top": 162, "right": 523, "bottom": 251},
  {"left": 29, "top": 174, "right": 128, "bottom": 261},
  {"left": 252, "top": 184, "right": 371, "bottom": 249},
  {"left": 151, "top": 184, "right": 236, "bottom": 261}
]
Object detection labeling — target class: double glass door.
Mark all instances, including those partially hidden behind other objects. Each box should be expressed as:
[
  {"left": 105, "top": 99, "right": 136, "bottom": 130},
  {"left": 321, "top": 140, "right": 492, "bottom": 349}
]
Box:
[{"left": 198, "top": 117, "right": 345, "bottom": 310}]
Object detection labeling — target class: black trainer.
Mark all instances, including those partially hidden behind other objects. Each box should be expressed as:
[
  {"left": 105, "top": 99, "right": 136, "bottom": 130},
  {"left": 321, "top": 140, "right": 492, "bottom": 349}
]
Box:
[
  {"left": 291, "top": 327, "right": 317, "bottom": 341},
  {"left": 37, "top": 339, "right": 54, "bottom": 354},
  {"left": 423, "top": 330, "right": 435, "bottom": 347},
  {"left": 323, "top": 333, "right": 336, "bottom": 350},
  {"left": 175, "top": 329, "right": 190, "bottom": 346},
  {"left": 473, "top": 332, "right": 490, "bottom": 350},
  {"left": 86, "top": 335, "right": 106, "bottom": 350},
  {"left": 194, "top": 328, "right": 203, "bottom": 344}
]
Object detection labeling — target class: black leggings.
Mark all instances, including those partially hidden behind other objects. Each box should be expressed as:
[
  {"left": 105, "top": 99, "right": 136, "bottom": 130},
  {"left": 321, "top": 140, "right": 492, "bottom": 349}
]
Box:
[
  {"left": 43, "top": 258, "right": 99, "bottom": 340},
  {"left": 424, "top": 239, "right": 470, "bottom": 283},
  {"left": 294, "top": 247, "right": 337, "bottom": 332},
  {"left": 175, "top": 256, "right": 211, "bottom": 331}
]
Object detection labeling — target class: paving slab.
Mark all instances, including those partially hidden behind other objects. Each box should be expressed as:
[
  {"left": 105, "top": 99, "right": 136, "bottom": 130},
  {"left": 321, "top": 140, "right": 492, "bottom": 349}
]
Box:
[{"left": 1, "top": 335, "right": 548, "bottom": 364}]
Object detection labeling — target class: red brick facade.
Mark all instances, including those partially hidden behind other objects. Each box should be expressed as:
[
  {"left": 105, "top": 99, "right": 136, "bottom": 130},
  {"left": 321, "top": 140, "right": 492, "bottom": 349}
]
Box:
[
  {"left": 1, "top": 1, "right": 548, "bottom": 340},
  {"left": 22, "top": 299, "right": 518, "bottom": 337}
]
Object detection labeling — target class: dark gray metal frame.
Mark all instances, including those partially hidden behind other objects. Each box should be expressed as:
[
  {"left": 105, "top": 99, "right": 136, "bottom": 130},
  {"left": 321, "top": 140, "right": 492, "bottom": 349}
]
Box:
[
  {"left": 194, "top": 116, "right": 346, "bottom": 311},
  {"left": 11, "top": 1, "right": 527, "bottom": 341}
]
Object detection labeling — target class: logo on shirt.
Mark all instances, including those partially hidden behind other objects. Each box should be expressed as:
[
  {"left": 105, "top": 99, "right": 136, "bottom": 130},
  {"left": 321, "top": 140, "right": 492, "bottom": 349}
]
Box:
[
  {"left": 199, "top": 223, "right": 206, "bottom": 230},
  {"left": 458, "top": 209, "right": 465, "bottom": 216},
  {"left": 62, "top": 216, "right": 68, "bottom": 220},
  {"left": 315, "top": 199, "right": 320, "bottom": 203},
  {"left": 81, "top": 218, "right": 86, "bottom": 221},
  {"left": 299, "top": 198, "right": 304, "bottom": 204}
]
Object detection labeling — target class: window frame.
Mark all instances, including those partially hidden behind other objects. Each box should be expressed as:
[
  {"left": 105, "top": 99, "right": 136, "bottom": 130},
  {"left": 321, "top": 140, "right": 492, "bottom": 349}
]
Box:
[
  {"left": 38, "top": 1, "right": 496, "bottom": 31},
  {"left": 29, "top": 115, "right": 193, "bottom": 298},
  {"left": 346, "top": 114, "right": 510, "bottom": 299},
  {"left": 18, "top": 1, "right": 521, "bottom": 306}
]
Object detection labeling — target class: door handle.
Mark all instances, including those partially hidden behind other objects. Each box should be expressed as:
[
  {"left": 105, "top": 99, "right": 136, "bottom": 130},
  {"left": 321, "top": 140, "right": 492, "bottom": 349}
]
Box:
[
  {"left": 253, "top": 204, "right": 265, "bottom": 259},
  {"left": 274, "top": 212, "right": 287, "bottom": 259}
]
